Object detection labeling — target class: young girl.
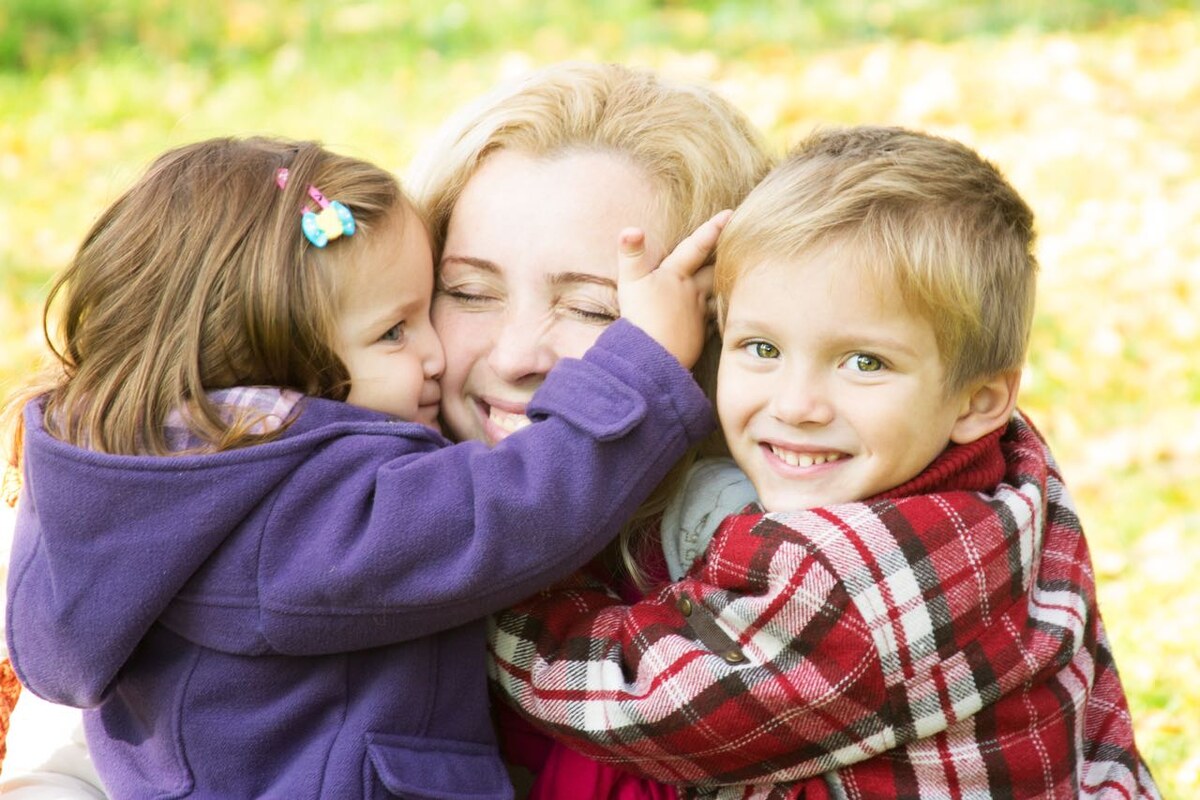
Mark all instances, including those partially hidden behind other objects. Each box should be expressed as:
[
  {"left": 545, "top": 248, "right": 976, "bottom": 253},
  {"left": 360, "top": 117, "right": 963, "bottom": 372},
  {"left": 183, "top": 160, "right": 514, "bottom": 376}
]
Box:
[{"left": 4, "top": 136, "right": 723, "bottom": 799}]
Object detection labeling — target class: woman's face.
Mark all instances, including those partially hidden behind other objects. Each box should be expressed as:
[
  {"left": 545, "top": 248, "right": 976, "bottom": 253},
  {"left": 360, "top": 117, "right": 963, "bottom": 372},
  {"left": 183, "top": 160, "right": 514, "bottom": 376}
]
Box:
[{"left": 434, "top": 149, "right": 670, "bottom": 444}]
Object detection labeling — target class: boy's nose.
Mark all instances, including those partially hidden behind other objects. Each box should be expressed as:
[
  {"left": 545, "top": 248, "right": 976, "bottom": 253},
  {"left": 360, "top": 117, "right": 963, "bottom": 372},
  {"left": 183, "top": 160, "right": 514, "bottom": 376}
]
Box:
[{"left": 770, "top": 372, "right": 835, "bottom": 426}]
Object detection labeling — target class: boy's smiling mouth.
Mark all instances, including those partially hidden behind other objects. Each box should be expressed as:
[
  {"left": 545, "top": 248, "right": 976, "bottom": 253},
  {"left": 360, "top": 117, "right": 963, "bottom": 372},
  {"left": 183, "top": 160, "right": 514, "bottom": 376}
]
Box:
[{"left": 765, "top": 443, "right": 847, "bottom": 468}]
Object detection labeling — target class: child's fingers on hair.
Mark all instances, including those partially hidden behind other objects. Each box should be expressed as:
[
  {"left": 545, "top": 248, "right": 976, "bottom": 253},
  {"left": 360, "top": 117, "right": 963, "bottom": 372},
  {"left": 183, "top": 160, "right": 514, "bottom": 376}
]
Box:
[
  {"left": 617, "top": 227, "right": 652, "bottom": 282},
  {"left": 659, "top": 209, "right": 733, "bottom": 278},
  {"left": 693, "top": 263, "right": 715, "bottom": 298}
]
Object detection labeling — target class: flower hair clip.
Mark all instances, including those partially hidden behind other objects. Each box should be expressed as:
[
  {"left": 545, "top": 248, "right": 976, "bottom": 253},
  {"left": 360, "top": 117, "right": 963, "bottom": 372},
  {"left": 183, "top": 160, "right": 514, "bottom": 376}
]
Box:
[{"left": 275, "top": 167, "right": 356, "bottom": 248}]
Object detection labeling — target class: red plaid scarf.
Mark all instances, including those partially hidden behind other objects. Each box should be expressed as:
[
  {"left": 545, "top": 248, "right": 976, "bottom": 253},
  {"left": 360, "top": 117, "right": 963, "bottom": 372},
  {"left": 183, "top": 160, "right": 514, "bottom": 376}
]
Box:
[{"left": 489, "top": 413, "right": 1160, "bottom": 798}]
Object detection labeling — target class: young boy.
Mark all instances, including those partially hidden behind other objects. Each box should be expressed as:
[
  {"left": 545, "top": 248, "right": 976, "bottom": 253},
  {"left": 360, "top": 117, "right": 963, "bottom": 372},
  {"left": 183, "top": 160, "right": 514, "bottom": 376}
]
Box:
[{"left": 489, "top": 126, "right": 1161, "bottom": 798}]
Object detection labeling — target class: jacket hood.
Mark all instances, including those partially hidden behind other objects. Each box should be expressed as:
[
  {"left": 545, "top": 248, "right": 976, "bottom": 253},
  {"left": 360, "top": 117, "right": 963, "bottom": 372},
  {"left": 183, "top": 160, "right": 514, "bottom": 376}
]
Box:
[{"left": 5, "top": 396, "right": 410, "bottom": 707}]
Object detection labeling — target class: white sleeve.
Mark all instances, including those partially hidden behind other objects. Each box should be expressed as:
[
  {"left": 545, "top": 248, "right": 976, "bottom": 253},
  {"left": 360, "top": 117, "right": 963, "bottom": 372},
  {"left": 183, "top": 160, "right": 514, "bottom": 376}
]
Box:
[{"left": 1, "top": 504, "right": 107, "bottom": 800}]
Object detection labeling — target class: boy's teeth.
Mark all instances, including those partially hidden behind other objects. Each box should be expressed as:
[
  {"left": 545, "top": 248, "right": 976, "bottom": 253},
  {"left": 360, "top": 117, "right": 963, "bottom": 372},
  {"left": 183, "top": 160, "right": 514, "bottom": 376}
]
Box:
[
  {"left": 770, "top": 445, "right": 841, "bottom": 467},
  {"left": 490, "top": 407, "right": 531, "bottom": 433}
]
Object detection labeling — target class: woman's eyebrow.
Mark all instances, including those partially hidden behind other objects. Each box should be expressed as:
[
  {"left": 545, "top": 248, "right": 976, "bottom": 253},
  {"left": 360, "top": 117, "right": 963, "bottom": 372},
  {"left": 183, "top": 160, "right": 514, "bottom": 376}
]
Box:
[
  {"left": 439, "top": 254, "right": 500, "bottom": 273},
  {"left": 548, "top": 272, "right": 617, "bottom": 290}
]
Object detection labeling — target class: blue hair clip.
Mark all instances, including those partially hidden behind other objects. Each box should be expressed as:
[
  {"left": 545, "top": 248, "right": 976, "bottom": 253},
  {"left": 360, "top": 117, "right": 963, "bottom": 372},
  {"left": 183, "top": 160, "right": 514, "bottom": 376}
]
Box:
[{"left": 276, "top": 168, "right": 356, "bottom": 248}]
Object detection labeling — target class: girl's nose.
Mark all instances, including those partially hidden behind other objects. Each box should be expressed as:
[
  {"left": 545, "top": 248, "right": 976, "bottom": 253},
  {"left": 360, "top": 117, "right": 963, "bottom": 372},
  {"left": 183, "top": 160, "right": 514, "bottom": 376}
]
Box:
[{"left": 416, "top": 319, "right": 445, "bottom": 381}]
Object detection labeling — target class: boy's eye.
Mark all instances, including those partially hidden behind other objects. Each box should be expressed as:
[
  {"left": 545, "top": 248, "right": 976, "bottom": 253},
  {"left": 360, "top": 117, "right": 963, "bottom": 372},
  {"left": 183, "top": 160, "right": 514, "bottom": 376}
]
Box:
[
  {"left": 843, "top": 353, "right": 884, "bottom": 372},
  {"left": 380, "top": 322, "right": 405, "bottom": 344},
  {"left": 745, "top": 340, "right": 780, "bottom": 359}
]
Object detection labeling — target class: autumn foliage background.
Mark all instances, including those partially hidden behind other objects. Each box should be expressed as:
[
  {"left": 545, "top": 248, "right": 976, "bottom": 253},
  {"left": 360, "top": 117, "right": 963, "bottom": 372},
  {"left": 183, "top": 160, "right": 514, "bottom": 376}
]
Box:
[{"left": 1, "top": 1, "right": 1197, "bottom": 794}]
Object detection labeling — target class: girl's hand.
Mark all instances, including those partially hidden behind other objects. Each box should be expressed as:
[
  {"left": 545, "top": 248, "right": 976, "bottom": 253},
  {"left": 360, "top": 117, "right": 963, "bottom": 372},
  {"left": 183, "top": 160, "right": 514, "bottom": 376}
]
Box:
[{"left": 617, "top": 209, "right": 732, "bottom": 368}]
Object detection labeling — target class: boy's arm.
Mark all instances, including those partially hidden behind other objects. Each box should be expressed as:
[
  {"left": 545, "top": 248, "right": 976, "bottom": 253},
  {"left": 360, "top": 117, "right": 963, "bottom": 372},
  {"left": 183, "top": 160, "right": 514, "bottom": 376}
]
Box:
[{"left": 488, "top": 418, "right": 1087, "bottom": 785}]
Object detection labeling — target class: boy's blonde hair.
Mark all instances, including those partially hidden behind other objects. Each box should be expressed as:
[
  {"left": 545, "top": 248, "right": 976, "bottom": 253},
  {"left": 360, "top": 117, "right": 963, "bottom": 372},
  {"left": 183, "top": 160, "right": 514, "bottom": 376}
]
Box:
[
  {"left": 716, "top": 126, "right": 1038, "bottom": 393},
  {"left": 409, "top": 62, "right": 773, "bottom": 583},
  {"left": 26, "top": 136, "right": 408, "bottom": 456}
]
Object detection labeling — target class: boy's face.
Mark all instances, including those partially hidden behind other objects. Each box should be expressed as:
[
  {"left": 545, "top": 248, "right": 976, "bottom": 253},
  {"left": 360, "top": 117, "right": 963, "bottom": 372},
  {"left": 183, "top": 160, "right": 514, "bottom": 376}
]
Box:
[{"left": 717, "top": 245, "right": 974, "bottom": 512}]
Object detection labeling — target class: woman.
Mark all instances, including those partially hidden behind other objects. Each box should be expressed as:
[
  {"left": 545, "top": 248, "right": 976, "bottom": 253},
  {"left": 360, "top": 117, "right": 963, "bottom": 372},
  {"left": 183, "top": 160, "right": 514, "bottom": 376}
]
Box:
[{"left": 407, "top": 61, "right": 773, "bottom": 797}]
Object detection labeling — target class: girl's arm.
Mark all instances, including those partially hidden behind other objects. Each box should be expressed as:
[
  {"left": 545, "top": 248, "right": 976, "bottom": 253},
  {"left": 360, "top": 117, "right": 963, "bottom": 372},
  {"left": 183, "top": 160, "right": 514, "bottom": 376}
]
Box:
[
  {"left": 246, "top": 319, "right": 713, "bottom": 652},
  {"left": 6, "top": 219, "right": 725, "bottom": 704},
  {"left": 242, "top": 215, "right": 729, "bottom": 653},
  {"left": 487, "top": 416, "right": 1089, "bottom": 785}
]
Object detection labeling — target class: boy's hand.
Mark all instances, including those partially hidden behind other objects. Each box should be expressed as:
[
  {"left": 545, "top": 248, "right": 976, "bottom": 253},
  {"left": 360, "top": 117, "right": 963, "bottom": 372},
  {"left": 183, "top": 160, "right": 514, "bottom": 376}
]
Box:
[{"left": 617, "top": 210, "right": 732, "bottom": 369}]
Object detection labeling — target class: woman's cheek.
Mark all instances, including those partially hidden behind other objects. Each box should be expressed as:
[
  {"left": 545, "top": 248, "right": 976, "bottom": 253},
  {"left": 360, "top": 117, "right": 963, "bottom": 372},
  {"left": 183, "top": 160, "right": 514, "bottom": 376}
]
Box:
[
  {"left": 430, "top": 307, "right": 481, "bottom": 439},
  {"left": 556, "top": 317, "right": 613, "bottom": 362}
]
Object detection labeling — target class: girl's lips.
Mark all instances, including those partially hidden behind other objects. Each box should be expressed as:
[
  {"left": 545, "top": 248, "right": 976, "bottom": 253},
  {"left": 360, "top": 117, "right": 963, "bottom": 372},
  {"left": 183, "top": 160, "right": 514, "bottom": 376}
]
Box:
[{"left": 415, "top": 403, "right": 442, "bottom": 431}]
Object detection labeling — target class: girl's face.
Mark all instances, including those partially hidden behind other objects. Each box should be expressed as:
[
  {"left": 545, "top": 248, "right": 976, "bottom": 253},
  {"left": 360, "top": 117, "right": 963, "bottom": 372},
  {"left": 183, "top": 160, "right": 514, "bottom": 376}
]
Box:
[
  {"left": 335, "top": 206, "right": 445, "bottom": 428},
  {"left": 433, "top": 150, "right": 670, "bottom": 445}
]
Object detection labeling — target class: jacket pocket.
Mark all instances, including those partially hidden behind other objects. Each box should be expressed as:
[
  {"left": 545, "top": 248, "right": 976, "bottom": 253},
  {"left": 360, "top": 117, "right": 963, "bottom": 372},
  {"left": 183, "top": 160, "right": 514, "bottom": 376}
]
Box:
[{"left": 364, "top": 732, "right": 512, "bottom": 800}]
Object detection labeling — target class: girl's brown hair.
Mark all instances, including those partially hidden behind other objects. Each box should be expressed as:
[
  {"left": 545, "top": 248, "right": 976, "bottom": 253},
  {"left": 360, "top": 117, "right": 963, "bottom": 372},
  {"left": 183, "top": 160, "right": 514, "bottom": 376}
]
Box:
[{"left": 11, "top": 136, "right": 406, "bottom": 458}]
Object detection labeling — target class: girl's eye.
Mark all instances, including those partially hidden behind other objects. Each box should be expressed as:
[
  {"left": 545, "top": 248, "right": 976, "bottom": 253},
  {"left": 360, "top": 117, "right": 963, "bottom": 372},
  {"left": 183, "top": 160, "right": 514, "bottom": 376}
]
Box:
[
  {"left": 843, "top": 353, "right": 884, "bottom": 372},
  {"left": 745, "top": 340, "right": 780, "bottom": 359},
  {"left": 380, "top": 322, "right": 405, "bottom": 344}
]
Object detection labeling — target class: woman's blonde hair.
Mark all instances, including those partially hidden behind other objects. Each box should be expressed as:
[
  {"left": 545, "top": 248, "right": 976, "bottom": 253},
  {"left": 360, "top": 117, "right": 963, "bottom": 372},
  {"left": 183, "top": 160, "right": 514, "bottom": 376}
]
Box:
[
  {"left": 9, "top": 136, "right": 407, "bottom": 459},
  {"left": 410, "top": 61, "right": 772, "bottom": 257},
  {"left": 409, "top": 62, "right": 773, "bottom": 585},
  {"left": 717, "top": 125, "right": 1038, "bottom": 394}
]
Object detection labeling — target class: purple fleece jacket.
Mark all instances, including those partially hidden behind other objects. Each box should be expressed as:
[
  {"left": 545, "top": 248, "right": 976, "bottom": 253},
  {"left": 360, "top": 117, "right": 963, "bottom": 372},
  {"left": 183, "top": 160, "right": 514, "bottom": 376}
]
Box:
[{"left": 6, "top": 320, "right": 713, "bottom": 800}]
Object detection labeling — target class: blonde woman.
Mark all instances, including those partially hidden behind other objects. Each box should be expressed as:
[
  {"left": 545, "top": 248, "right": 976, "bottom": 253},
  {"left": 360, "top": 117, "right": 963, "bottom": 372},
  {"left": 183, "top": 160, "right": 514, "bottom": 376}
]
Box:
[{"left": 408, "top": 61, "right": 772, "bottom": 797}]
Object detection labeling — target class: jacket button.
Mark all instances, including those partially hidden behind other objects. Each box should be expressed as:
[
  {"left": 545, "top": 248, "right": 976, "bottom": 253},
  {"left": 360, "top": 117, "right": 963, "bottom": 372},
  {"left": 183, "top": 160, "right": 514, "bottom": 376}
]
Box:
[
  {"left": 722, "top": 648, "right": 746, "bottom": 664},
  {"left": 677, "top": 596, "right": 693, "bottom": 617}
]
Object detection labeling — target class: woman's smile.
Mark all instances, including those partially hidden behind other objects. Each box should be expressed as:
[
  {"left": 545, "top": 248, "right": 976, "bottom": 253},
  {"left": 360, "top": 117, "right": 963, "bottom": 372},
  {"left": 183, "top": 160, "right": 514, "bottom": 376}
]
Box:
[{"left": 433, "top": 149, "right": 668, "bottom": 447}]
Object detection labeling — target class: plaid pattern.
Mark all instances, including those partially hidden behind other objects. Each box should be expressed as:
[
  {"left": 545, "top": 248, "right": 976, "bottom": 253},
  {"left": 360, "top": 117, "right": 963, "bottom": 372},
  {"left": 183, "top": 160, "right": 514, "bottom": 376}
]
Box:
[
  {"left": 0, "top": 658, "right": 16, "bottom": 773},
  {"left": 489, "top": 413, "right": 1160, "bottom": 798},
  {"left": 2, "top": 458, "right": 21, "bottom": 773},
  {"left": 163, "top": 387, "right": 301, "bottom": 452}
]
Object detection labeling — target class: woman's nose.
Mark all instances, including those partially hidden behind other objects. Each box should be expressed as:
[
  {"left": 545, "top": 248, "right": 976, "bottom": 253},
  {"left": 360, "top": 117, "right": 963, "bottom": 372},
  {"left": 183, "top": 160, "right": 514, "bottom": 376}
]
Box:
[{"left": 486, "top": 313, "right": 557, "bottom": 383}]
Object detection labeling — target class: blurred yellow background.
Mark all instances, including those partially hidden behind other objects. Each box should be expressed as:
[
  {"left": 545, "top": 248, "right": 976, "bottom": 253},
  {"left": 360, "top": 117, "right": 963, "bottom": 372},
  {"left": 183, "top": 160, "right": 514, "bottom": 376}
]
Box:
[{"left": 1, "top": 1, "right": 1197, "bottom": 794}]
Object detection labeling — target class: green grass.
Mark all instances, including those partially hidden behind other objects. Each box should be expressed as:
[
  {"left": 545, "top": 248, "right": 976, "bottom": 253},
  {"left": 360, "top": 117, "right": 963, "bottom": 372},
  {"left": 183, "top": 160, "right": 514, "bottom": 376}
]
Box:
[
  {"left": 1, "top": 2, "right": 1198, "bottom": 794},
  {"left": 3, "top": 0, "right": 1198, "bottom": 74}
]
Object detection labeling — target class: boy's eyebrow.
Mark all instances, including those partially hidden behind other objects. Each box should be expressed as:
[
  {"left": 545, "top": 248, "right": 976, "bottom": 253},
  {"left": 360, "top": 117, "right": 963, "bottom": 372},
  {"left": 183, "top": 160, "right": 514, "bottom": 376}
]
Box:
[{"left": 830, "top": 332, "right": 921, "bottom": 357}]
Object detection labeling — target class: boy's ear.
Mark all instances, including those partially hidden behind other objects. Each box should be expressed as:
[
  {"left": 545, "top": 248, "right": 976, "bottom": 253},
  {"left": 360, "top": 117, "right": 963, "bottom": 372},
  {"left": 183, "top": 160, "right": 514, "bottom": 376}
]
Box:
[{"left": 949, "top": 370, "right": 1021, "bottom": 445}]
